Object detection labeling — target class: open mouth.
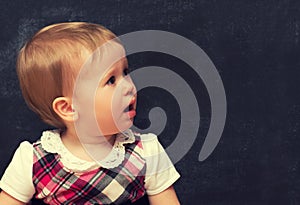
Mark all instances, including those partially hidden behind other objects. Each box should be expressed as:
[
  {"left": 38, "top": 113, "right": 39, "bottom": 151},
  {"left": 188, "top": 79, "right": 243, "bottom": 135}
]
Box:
[
  {"left": 123, "top": 97, "right": 136, "bottom": 118},
  {"left": 124, "top": 103, "right": 134, "bottom": 112},
  {"left": 124, "top": 97, "right": 136, "bottom": 112}
]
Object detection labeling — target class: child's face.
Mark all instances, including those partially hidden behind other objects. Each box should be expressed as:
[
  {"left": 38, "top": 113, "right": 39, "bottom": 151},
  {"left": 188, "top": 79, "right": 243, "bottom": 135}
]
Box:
[
  {"left": 95, "top": 57, "right": 137, "bottom": 135},
  {"left": 72, "top": 43, "right": 136, "bottom": 138}
]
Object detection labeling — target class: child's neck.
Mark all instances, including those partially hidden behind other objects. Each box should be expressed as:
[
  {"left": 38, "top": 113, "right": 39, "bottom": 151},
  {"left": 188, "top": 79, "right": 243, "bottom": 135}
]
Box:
[{"left": 61, "top": 128, "right": 117, "bottom": 162}]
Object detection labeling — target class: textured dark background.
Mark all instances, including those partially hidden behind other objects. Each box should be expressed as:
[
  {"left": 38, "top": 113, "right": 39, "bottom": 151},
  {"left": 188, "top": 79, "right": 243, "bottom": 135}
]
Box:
[{"left": 0, "top": 1, "right": 300, "bottom": 204}]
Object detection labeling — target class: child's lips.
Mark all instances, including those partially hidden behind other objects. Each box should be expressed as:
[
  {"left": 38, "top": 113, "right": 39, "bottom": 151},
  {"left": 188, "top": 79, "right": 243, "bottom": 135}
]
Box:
[
  {"left": 123, "top": 105, "right": 136, "bottom": 118},
  {"left": 124, "top": 97, "right": 136, "bottom": 118},
  {"left": 127, "top": 109, "right": 136, "bottom": 118}
]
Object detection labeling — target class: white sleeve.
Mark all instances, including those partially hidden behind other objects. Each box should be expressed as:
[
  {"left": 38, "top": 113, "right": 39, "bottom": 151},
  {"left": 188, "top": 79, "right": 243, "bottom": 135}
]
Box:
[
  {"left": 0, "top": 141, "right": 35, "bottom": 203},
  {"left": 140, "top": 133, "right": 180, "bottom": 195}
]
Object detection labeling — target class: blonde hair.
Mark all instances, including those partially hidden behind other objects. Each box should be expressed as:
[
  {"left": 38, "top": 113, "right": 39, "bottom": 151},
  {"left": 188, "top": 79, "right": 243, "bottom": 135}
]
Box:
[{"left": 17, "top": 22, "right": 118, "bottom": 128}]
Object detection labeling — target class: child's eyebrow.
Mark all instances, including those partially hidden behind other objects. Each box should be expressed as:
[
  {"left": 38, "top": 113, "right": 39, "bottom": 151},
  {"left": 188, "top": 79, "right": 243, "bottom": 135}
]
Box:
[
  {"left": 101, "top": 68, "right": 115, "bottom": 83},
  {"left": 101, "top": 58, "right": 128, "bottom": 79}
]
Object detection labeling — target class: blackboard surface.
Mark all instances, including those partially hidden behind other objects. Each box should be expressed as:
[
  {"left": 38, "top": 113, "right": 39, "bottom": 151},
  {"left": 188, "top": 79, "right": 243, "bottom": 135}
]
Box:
[{"left": 1, "top": 1, "right": 300, "bottom": 204}]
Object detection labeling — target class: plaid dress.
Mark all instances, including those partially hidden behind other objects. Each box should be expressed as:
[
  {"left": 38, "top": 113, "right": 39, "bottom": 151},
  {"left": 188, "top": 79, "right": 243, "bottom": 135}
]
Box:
[{"left": 32, "top": 134, "right": 146, "bottom": 205}]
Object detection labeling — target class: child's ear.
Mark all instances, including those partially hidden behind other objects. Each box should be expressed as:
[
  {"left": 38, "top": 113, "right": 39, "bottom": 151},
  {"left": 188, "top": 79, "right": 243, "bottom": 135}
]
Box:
[{"left": 52, "top": 97, "right": 78, "bottom": 122}]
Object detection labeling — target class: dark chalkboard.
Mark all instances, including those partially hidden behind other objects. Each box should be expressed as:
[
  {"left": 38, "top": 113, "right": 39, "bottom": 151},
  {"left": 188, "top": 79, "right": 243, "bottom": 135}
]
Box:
[{"left": 1, "top": 1, "right": 300, "bottom": 204}]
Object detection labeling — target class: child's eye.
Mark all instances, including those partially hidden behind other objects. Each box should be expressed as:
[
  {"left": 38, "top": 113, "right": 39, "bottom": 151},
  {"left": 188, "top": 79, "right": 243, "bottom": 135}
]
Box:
[
  {"left": 106, "top": 76, "right": 116, "bottom": 85},
  {"left": 123, "top": 68, "right": 129, "bottom": 76}
]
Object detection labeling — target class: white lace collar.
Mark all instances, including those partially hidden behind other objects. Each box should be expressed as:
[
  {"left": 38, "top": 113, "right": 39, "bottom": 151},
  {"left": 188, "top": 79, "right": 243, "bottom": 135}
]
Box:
[{"left": 40, "top": 129, "right": 136, "bottom": 172}]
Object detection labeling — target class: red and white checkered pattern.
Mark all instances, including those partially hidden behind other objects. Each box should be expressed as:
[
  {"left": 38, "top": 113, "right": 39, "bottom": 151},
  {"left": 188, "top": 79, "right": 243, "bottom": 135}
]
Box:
[{"left": 32, "top": 136, "right": 146, "bottom": 205}]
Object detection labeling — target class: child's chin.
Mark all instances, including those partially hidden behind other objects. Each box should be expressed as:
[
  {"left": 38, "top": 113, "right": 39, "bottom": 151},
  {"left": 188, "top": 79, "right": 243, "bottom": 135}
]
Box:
[{"left": 119, "top": 121, "right": 134, "bottom": 132}]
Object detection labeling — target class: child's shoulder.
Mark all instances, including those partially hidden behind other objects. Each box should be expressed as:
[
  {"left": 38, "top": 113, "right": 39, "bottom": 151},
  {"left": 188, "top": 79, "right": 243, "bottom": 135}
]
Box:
[
  {"left": 132, "top": 131, "right": 166, "bottom": 157},
  {"left": 13, "top": 140, "right": 33, "bottom": 156}
]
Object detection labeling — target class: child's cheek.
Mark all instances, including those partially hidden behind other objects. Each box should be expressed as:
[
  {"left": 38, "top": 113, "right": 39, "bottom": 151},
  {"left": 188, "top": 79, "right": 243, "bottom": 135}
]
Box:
[{"left": 94, "top": 89, "right": 118, "bottom": 135}]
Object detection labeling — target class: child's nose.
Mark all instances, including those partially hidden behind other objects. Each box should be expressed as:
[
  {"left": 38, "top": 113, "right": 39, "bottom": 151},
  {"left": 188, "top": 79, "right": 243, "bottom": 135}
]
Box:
[{"left": 122, "top": 76, "right": 136, "bottom": 96}]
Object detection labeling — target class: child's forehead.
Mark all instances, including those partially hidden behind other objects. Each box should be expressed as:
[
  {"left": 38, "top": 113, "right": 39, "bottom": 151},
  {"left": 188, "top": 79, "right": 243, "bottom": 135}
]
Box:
[
  {"left": 85, "top": 41, "right": 126, "bottom": 64},
  {"left": 112, "top": 56, "right": 128, "bottom": 67},
  {"left": 77, "top": 42, "right": 127, "bottom": 77},
  {"left": 100, "top": 57, "right": 128, "bottom": 76}
]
